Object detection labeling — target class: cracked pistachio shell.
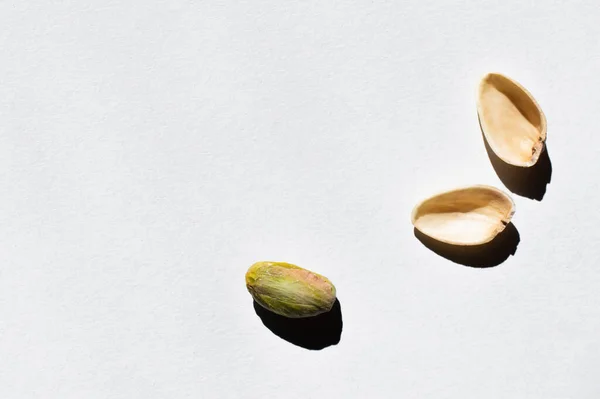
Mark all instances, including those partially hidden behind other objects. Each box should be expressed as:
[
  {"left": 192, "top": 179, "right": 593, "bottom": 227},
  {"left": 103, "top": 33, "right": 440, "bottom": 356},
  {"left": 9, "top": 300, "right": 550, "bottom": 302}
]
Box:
[
  {"left": 477, "top": 73, "right": 547, "bottom": 167},
  {"left": 411, "top": 185, "right": 515, "bottom": 246},
  {"left": 245, "top": 261, "right": 336, "bottom": 318}
]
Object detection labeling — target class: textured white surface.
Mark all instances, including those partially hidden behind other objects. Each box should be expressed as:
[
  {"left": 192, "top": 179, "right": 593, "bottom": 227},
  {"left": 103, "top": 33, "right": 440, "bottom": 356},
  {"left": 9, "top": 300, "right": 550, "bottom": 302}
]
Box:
[{"left": 1, "top": 1, "right": 599, "bottom": 398}]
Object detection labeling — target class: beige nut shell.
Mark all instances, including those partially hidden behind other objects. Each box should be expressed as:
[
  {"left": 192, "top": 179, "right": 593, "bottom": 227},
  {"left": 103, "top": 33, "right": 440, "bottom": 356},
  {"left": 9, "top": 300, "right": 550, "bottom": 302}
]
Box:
[
  {"left": 477, "top": 73, "right": 547, "bottom": 167},
  {"left": 411, "top": 185, "right": 515, "bottom": 246}
]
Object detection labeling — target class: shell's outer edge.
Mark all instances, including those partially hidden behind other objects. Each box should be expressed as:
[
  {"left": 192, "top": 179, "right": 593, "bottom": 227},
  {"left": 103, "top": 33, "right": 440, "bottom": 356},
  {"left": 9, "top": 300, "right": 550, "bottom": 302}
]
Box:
[
  {"left": 477, "top": 72, "right": 547, "bottom": 168},
  {"left": 411, "top": 185, "right": 516, "bottom": 246},
  {"left": 411, "top": 184, "right": 515, "bottom": 223},
  {"left": 245, "top": 261, "right": 337, "bottom": 318}
]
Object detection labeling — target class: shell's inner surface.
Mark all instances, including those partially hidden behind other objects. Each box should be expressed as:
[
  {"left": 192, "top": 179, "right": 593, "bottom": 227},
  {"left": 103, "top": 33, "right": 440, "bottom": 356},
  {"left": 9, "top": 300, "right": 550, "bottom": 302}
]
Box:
[
  {"left": 411, "top": 186, "right": 515, "bottom": 246},
  {"left": 478, "top": 73, "right": 546, "bottom": 167}
]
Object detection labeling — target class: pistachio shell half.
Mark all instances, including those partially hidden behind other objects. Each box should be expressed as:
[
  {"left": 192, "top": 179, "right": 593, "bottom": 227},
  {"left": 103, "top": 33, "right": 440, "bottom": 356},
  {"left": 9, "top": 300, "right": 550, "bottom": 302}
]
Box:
[
  {"left": 411, "top": 185, "right": 515, "bottom": 246},
  {"left": 477, "top": 73, "right": 547, "bottom": 167},
  {"left": 246, "top": 261, "right": 336, "bottom": 318}
]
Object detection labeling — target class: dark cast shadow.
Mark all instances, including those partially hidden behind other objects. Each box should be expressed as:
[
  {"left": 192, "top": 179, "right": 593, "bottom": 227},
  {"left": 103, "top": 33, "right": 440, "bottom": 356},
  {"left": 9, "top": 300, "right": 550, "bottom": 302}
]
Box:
[
  {"left": 414, "top": 222, "right": 520, "bottom": 268},
  {"left": 253, "top": 299, "right": 343, "bottom": 350},
  {"left": 480, "top": 122, "right": 552, "bottom": 201}
]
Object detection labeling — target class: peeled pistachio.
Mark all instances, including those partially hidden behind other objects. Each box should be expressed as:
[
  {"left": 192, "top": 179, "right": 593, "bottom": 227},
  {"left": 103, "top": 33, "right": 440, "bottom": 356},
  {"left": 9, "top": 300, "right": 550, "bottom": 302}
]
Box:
[
  {"left": 411, "top": 185, "right": 515, "bottom": 246},
  {"left": 477, "top": 73, "right": 547, "bottom": 167},
  {"left": 245, "top": 261, "right": 336, "bottom": 318}
]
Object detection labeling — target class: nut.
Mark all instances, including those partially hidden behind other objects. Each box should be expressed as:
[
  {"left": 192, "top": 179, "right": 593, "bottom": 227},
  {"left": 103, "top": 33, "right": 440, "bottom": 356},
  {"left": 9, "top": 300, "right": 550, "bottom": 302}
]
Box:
[{"left": 245, "top": 261, "right": 336, "bottom": 318}]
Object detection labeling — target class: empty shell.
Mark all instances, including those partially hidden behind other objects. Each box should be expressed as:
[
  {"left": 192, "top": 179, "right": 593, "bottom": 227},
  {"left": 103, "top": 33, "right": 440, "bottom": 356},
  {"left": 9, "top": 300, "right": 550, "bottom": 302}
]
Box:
[
  {"left": 411, "top": 185, "right": 515, "bottom": 246},
  {"left": 477, "top": 73, "right": 547, "bottom": 167}
]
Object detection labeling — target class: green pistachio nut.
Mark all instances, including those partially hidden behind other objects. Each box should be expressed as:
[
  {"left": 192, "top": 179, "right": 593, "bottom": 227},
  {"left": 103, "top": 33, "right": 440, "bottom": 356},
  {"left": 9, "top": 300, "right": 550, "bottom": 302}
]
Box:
[{"left": 245, "top": 261, "right": 337, "bottom": 318}]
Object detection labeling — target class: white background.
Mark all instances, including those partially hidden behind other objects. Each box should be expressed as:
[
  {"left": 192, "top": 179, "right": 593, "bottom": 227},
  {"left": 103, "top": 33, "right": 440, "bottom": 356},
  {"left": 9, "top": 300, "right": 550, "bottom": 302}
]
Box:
[{"left": 1, "top": 1, "right": 599, "bottom": 398}]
